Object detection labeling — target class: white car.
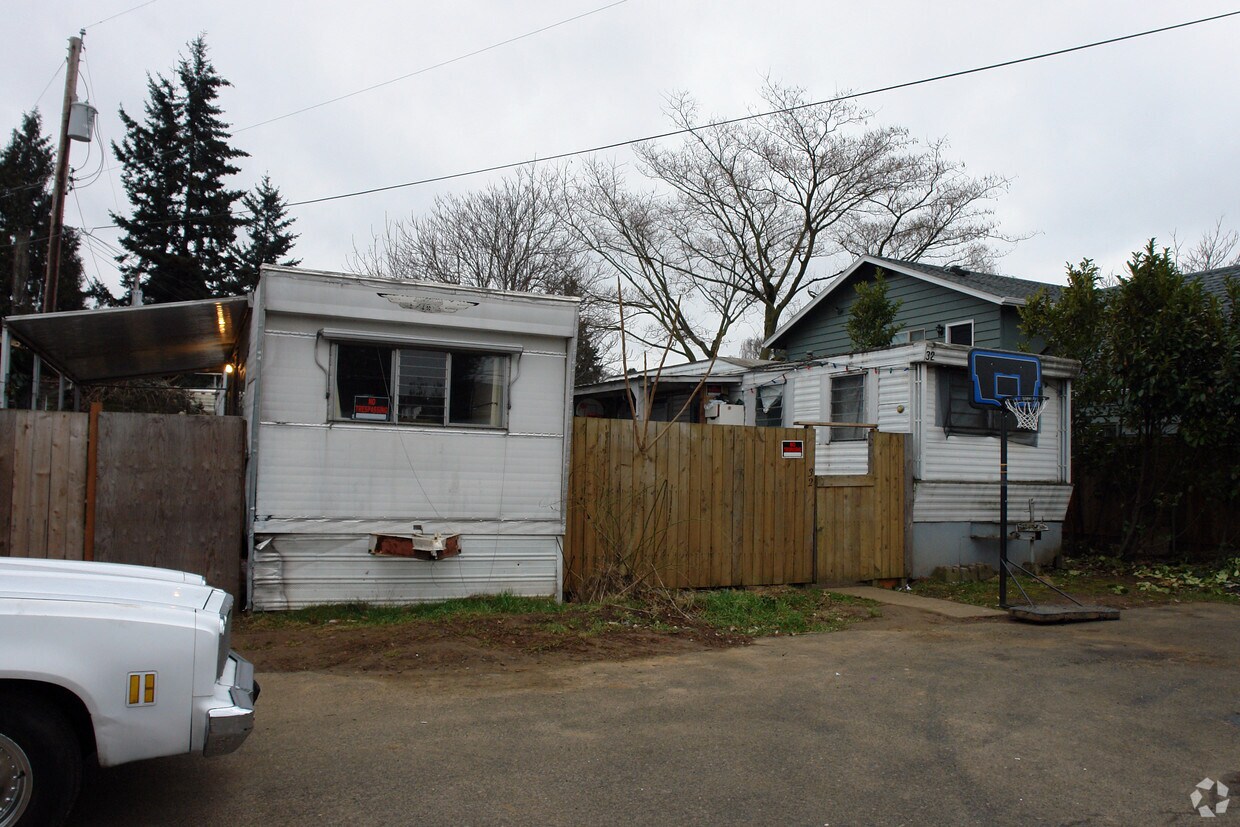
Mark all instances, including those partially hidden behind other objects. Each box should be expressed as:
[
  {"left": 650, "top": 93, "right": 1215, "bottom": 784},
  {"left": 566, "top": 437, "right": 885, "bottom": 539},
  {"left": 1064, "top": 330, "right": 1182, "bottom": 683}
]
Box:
[{"left": 0, "top": 558, "right": 257, "bottom": 826}]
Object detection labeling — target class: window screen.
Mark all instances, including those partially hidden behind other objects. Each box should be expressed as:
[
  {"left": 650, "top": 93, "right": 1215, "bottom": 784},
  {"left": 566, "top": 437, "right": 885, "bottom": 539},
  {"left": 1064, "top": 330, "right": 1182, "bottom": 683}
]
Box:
[{"left": 830, "top": 374, "right": 865, "bottom": 441}]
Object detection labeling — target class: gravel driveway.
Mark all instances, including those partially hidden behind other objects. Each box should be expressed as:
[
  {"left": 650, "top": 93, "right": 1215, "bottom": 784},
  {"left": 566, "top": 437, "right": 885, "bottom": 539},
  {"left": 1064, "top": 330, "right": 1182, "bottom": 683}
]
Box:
[{"left": 70, "top": 602, "right": 1240, "bottom": 826}]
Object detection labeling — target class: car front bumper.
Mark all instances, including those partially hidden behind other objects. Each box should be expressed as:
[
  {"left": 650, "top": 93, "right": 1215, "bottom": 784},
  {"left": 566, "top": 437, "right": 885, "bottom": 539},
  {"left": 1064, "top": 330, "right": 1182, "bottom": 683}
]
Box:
[{"left": 203, "top": 651, "right": 258, "bottom": 757}]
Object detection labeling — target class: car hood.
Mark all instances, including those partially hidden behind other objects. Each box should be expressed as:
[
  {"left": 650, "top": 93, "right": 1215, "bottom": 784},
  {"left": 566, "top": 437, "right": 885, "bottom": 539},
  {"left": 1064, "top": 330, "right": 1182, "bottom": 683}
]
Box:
[{"left": 0, "top": 558, "right": 218, "bottom": 611}]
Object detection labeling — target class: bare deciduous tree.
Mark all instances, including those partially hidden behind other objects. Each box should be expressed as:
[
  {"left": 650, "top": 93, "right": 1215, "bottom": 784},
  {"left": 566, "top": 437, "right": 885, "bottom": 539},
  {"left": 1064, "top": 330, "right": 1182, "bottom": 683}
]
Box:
[
  {"left": 1172, "top": 217, "right": 1240, "bottom": 272},
  {"left": 350, "top": 166, "right": 612, "bottom": 383},
  {"left": 837, "top": 138, "right": 1018, "bottom": 272},
  {"left": 573, "top": 82, "right": 1017, "bottom": 356},
  {"left": 568, "top": 159, "right": 752, "bottom": 362}
]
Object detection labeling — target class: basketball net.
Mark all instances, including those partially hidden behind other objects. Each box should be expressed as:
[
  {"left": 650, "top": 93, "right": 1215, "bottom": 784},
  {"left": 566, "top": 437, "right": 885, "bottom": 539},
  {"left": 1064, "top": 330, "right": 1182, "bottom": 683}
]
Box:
[{"left": 1003, "top": 396, "right": 1047, "bottom": 431}]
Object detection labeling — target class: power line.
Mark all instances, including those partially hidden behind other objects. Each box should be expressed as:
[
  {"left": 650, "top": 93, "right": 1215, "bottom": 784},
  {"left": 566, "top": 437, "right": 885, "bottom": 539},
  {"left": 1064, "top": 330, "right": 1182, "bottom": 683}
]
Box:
[
  {"left": 7, "top": 8, "right": 1239, "bottom": 246},
  {"left": 283, "top": 8, "right": 1240, "bottom": 209},
  {"left": 46, "top": 2, "right": 630, "bottom": 194},
  {"left": 32, "top": 61, "right": 65, "bottom": 110},
  {"left": 84, "top": 0, "right": 161, "bottom": 30},
  {"left": 74, "top": 188, "right": 108, "bottom": 286},
  {"left": 232, "top": 0, "right": 628, "bottom": 134}
]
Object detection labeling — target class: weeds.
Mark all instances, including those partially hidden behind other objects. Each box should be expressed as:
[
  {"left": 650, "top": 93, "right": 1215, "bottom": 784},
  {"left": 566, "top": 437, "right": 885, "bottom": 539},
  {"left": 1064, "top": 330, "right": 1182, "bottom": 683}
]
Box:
[
  {"left": 244, "top": 594, "right": 569, "bottom": 629},
  {"left": 242, "top": 587, "right": 876, "bottom": 639},
  {"left": 1130, "top": 556, "right": 1240, "bottom": 595},
  {"left": 912, "top": 553, "right": 1240, "bottom": 608}
]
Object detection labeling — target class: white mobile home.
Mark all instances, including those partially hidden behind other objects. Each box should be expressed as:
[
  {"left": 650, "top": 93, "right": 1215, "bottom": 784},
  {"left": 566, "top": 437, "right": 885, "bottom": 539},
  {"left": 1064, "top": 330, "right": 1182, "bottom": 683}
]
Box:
[
  {"left": 241, "top": 266, "right": 578, "bottom": 609},
  {"left": 743, "top": 342, "right": 1078, "bottom": 577}
]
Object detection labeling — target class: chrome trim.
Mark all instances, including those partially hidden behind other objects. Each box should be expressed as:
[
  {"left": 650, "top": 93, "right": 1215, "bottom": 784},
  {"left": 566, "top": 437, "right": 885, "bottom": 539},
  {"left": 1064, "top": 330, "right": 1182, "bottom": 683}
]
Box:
[
  {"left": 0, "top": 733, "right": 33, "bottom": 827},
  {"left": 203, "top": 652, "right": 257, "bottom": 758}
]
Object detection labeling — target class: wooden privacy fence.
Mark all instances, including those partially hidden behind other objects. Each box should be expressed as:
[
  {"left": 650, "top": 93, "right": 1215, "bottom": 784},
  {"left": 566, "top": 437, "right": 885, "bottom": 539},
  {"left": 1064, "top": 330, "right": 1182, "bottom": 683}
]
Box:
[
  {"left": 815, "top": 431, "right": 908, "bottom": 583},
  {"left": 0, "top": 412, "right": 88, "bottom": 561},
  {"left": 564, "top": 418, "right": 907, "bottom": 595},
  {"left": 0, "top": 409, "right": 246, "bottom": 596},
  {"left": 565, "top": 417, "right": 817, "bottom": 595}
]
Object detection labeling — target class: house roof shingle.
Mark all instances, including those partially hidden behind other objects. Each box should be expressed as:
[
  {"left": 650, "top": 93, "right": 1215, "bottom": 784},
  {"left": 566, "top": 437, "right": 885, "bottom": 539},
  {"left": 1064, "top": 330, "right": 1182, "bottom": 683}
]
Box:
[
  {"left": 763, "top": 254, "right": 1064, "bottom": 349},
  {"left": 1185, "top": 264, "right": 1239, "bottom": 299},
  {"left": 867, "top": 255, "right": 1062, "bottom": 301}
]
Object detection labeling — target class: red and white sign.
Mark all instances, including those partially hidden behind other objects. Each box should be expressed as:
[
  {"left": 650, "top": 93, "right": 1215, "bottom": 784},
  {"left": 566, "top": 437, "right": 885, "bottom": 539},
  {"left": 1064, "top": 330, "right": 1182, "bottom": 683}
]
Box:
[
  {"left": 782, "top": 439, "right": 804, "bottom": 459},
  {"left": 353, "top": 395, "right": 391, "bottom": 421}
]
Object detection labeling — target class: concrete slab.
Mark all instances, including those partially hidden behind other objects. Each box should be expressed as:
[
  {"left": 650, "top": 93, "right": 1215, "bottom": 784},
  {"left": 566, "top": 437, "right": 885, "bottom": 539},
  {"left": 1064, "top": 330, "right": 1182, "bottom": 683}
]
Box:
[{"left": 828, "top": 585, "right": 1008, "bottom": 618}]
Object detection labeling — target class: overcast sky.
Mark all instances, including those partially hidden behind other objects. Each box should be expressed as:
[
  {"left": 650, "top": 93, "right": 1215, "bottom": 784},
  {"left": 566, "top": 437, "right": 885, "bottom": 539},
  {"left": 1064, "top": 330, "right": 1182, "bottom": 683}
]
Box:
[{"left": 5, "top": 0, "right": 1239, "bottom": 344}]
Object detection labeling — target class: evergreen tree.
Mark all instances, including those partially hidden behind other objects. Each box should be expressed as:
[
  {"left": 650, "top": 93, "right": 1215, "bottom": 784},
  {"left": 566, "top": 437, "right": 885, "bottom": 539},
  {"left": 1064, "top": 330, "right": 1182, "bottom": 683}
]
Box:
[
  {"left": 845, "top": 270, "right": 903, "bottom": 351},
  {"left": 112, "top": 75, "right": 186, "bottom": 303},
  {"left": 1021, "top": 241, "right": 1239, "bottom": 557},
  {"left": 112, "top": 35, "right": 247, "bottom": 303},
  {"left": 223, "top": 173, "right": 299, "bottom": 294},
  {"left": 178, "top": 36, "right": 246, "bottom": 296},
  {"left": 0, "top": 110, "right": 86, "bottom": 315}
]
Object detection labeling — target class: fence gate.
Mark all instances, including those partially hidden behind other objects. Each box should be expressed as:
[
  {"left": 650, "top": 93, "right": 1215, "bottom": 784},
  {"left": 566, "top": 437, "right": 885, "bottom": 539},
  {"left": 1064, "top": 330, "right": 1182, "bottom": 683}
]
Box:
[
  {"left": 0, "top": 409, "right": 246, "bottom": 596},
  {"left": 814, "top": 431, "right": 908, "bottom": 584}
]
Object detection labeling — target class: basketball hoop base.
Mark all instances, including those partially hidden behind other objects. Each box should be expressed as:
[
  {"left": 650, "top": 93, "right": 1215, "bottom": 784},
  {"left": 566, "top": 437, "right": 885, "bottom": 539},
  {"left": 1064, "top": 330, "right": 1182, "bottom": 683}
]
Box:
[
  {"left": 1008, "top": 604, "right": 1121, "bottom": 624},
  {"left": 1000, "top": 560, "right": 1122, "bottom": 624}
]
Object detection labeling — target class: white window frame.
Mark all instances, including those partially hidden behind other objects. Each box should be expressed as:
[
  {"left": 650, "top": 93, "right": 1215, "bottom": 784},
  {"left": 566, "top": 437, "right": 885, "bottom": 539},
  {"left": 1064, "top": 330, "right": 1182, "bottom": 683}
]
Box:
[
  {"left": 329, "top": 340, "right": 510, "bottom": 430},
  {"left": 945, "top": 320, "right": 974, "bottom": 346},
  {"left": 828, "top": 372, "right": 867, "bottom": 442},
  {"left": 903, "top": 328, "right": 927, "bottom": 343}
]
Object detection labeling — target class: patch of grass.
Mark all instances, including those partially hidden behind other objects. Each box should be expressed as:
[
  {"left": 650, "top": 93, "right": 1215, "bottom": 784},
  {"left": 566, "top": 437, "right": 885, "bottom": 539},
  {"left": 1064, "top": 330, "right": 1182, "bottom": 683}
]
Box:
[
  {"left": 686, "top": 587, "right": 876, "bottom": 635},
  {"left": 909, "top": 579, "right": 999, "bottom": 608},
  {"left": 239, "top": 587, "right": 883, "bottom": 639},
  {"left": 243, "top": 593, "right": 571, "bottom": 629}
]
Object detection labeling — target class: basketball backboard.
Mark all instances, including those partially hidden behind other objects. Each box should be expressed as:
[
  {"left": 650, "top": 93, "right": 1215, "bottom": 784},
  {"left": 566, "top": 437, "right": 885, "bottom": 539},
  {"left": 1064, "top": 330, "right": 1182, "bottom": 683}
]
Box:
[{"left": 968, "top": 349, "right": 1042, "bottom": 408}]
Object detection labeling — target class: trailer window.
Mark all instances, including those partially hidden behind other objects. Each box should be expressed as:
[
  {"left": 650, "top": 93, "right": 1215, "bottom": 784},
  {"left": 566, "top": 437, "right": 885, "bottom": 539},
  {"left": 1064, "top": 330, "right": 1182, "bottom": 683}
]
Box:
[
  {"left": 829, "top": 374, "right": 866, "bottom": 441},
  {"left": 937, "top": 366, "right": 1036, "bottom": 444},
  {"left": 333, "top": 343, "right": 508, "bottom": 428}
]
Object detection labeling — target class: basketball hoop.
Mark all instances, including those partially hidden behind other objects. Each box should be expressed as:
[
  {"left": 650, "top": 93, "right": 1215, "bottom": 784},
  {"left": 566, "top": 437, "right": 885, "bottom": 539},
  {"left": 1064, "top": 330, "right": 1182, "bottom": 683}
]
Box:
[{"left": 1003, "top": 395, "right": 1047, "bottom": 431}]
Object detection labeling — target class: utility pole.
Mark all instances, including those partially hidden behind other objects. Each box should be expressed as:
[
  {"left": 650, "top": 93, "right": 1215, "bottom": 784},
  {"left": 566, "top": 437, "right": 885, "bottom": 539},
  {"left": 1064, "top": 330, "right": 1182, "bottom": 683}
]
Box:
[{"left": 43, "top": 30, "right": 85, "bottom": 314}]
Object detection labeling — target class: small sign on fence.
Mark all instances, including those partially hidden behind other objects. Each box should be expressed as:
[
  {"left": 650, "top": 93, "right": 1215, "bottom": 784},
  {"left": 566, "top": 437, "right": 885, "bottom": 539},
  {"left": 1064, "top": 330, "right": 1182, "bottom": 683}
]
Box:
[{"left": 782, "top": 439, "right": 804, "bottom": 459}]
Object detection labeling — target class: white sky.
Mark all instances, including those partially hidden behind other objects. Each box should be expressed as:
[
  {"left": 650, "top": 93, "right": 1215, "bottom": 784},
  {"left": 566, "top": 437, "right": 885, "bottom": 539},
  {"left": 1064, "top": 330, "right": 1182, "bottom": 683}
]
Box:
[{"left": 5, "top": 0, "right": 1239, "bottom": 346}]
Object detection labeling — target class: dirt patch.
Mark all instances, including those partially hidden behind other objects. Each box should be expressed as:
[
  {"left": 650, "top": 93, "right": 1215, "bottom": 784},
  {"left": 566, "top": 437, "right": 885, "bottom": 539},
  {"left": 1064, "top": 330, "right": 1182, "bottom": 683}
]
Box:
[{"left": 234, "top": 598, "right": 887, "bottom": 677}]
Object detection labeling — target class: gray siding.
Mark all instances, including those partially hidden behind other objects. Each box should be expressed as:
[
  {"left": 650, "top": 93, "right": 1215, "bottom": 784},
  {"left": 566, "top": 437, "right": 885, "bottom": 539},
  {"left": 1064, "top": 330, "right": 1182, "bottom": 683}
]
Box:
[{"left": 780, "top": 263, "right": 1006, "bottom": 360}]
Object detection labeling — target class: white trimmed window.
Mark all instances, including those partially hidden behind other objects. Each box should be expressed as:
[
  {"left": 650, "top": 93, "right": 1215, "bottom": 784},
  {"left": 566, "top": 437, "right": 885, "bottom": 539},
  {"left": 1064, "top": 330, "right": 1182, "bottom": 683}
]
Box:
[
  {"left": 332, "top": 342, "right": 509, "bottom": 428},
  {"left": 830, "top": 373, "right": 866, "bottom": 441},
  {"left": 946, "top": 320, "right": 974, "bottom": 346}
]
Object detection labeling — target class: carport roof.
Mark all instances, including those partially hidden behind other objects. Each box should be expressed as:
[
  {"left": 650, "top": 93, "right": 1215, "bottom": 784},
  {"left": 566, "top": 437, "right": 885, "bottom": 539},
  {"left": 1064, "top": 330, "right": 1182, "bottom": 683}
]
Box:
[{"left": 3, "top": 296, "right": 249, "bottom": 383}]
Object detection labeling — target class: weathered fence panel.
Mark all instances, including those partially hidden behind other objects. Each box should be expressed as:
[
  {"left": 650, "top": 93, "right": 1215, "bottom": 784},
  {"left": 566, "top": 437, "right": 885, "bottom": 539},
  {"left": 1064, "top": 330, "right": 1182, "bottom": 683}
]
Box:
[
  {"left": 0, "top": 410, "right": 245, "bottom": 597},
  {"left": 93, "top": 413, "right": 246, "bottom": 597},
  {"left": 815, "top": 431, "right": 907, "bottom": 583},
  {"left": 565, "top": 418, "right": 817, "bottom": 595},
  {"left": 0, "top": 411, "right": 88, "bottom": 560}
]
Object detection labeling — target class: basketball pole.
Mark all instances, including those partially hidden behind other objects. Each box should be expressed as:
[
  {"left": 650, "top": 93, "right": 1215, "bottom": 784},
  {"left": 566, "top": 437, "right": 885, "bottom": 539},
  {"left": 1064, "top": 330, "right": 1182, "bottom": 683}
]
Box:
[{"left": 999, "top": 406, "right": 1009, "bottom": 608}]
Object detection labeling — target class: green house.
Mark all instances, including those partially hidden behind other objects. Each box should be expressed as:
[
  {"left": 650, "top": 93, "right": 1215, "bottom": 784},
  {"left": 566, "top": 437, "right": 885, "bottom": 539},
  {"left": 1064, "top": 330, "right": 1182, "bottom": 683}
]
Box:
[
  {"left": 753, "top": 255, "right": 1076, "bottom": 578},
  {"left": 764, "top": 255, "right": 1061, "bottom": 359}
]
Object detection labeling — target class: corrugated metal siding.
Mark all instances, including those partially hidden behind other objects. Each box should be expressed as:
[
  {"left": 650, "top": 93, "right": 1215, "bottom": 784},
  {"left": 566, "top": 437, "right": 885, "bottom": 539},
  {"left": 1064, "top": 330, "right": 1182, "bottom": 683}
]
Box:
[
  {"left": 251, "top": 534, "right": 559, "bottom": 610},
  {"left": 789, "top": 366, "right": 872, "bottom": 475},
  {"left": 817, "top": 441, "right": 869, "bottom": 475},
  {"left": 876, "top": 369, "right": 911, "bottom": 432},
  {"left": 912, "top": 482, "right": 1073, "bottom": 523},
  {"left": 261, "top": 268, "right": 579, "bottom": 340},
  {"left": 255, "top": 425, "right": 564, "bottom": 520},
  {"left": 921, "top": 369, "right": 1063, "bottom": 483},
  {"left": 790, "top": 370, "right": 823, "bottom": 421},
  {"left": 248, "top": 272, "right": 574, "bottom": 608}
]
